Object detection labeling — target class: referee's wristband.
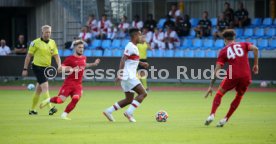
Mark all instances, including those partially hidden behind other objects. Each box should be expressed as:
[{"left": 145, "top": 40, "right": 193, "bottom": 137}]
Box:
[{"left": 23, "top": 68, "right": 28, "bottom": 71}]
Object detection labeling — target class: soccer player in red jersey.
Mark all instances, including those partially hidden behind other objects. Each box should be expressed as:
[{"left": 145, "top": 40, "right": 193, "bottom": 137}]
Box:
[
  {"left": 204, "top": 29, "right": 259, "bottom": 127},
  {"left": 39, "top": 40, "right": 100, "bottom": 120}
]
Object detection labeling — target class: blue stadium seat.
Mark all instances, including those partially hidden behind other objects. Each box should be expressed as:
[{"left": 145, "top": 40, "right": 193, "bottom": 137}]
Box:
[
  {"left": 267, "top": 39, "right": 276, "bottom": 50},
  {"left": 121, "top": 39, "right": 130, "bottom": 49},
  {"left": 202, "top": 39, "right": 214, "bottom": 50},
  {"left": 63, "top": 49, "right": 73, "bottom": 56},
  {"left": 164, "top": 50, "right": 174, "bottom": 57},
  {"left": 157, "top": 18, "right": 166, "bottom": 29},
  {"left": 236, "top": 38, "right": 246, "bottom": 42},
  {"left": 191, "top": 39, "right": 202, "bottom": 50},
  {"left": 213, "top": 39, "right": 224, "bottom": 50},
  {"left": 235, "top": 28, "right": 244, "bottom": 38},
  {"left": 210, "top": 18, "right": 217, "bottom": 27},
  {"left": 186, "top": 30, "right": 196, "bottom": 39},
  {"left": 247, "top": 38, "right": 257, "bottom": 46},
  {"left": 257, "top": 39, "right": 268, "bottom": 50},
  {"left": 113, "top": 50, "right": 123, "bottom": 57},
  {"left": 194, "top": 50, "right": 205, "bottom": 58},
  {"left": 92, "top": 50, "right": 103, "bottom": 57},
  {"left": 273, "top": 19, "right": 276, "bottom": 26},
  {"left": 111, "top": 39, "right": 121, "bottom": 49},
  {"left": 250, "top": 18, "right": 262, "bottom": 27},
  {"left": 58, "top": 49, "right": 63, "bottom": 56},
  {"left": 83, "top": 50, "right": 92, "bottom": 57},
  {"left": 190, "top": 18, "right": 199, "bottom": 27},
  {"left": 205, "top": 50, "right": 217, "bottom": 58},
  {"left": 265, "top": 28, "right": 276, "bottom": 38},
  {"left": 180, "top": 39, "right": 192, "bottom": 49},
  {"left": 253, "top": 28, "right": 265, "bottom": 38},
  {"left": 184, "top": 50, "right": 194, "bottom": 58},
  {"left": 147, "top": 50, "right": 153, "bottom": 57},
  {"left": 174, "top": 50, "right": 185, "bottom": 57},
  {"left": 153, "top": 50, "right": 164, "bottom": 57},
  {"left": 262, "top": 18, "right": 273, "bottom": 27},
  {"left": 101, "top": 40, "right": 112, "bottom": 49},
  {"left": 103, "top": 49, "right": 112, "bottom": 57},
  {"left": 89, "top": 39, "right": 102, "bottom": 49},
  {"left": 241, "top": 28, "right": 254, "bottom": 38}
]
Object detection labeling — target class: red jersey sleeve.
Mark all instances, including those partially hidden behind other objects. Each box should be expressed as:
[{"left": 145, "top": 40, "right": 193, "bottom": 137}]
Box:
[
  {"left": 216, "top": 50, "right": 227, "bottom": 66},
  {"left": 62, "top": 56, "right": 72, "bottom": 67},
  {"left": 242, "top": 42, "right": 252, "bottom": 52}
]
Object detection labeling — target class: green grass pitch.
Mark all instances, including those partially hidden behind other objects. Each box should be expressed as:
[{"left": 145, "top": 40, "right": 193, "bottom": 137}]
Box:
[{"left": 0, "top": 89, "right": 275, "bottom": 144}]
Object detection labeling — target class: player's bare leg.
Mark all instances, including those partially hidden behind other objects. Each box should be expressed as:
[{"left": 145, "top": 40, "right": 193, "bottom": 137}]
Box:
[
  {"left": 124, "top": 84, "right": 147, "bottom": 122},
  {"left": 103, "top": 92, "right": 134, "bottom": 122},
  {"left": 205, "top": 86, "right": 226, "bottom": 126}
]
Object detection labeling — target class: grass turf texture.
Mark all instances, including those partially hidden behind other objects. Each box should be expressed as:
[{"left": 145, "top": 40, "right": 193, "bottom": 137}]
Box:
[{"left": 0, "top": 90, "right": 275, "bottom": 144}]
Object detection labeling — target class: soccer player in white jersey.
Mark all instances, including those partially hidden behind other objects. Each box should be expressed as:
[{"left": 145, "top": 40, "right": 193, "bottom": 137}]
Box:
[{"left": 103, "top": 28, "right": 149, "bottom": 122}]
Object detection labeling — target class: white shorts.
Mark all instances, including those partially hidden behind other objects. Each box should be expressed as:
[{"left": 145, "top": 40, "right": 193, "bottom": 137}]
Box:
[{"left": 121, "top": 78, "right": 141, "bottom": 93}]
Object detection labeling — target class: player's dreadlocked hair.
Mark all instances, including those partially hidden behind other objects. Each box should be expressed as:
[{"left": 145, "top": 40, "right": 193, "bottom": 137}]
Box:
[
  {"left": 222, "top": 29, "right": 236, "bottom": 40},
  {"left": 129, "top": 28, "right": 140, "bottom": 39}
]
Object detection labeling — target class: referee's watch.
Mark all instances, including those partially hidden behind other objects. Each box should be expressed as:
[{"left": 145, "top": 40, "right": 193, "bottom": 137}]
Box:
[{"left": 23, "top": 68, "right": 28, "bottom": 71}]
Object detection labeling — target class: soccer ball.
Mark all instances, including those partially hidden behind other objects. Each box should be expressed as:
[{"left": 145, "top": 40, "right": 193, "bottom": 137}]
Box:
[
  {"left": 260, "top": 81, "right": 268, "bottom": 88},
  {"left": 155, "top": 110, "right": 168, "bottom": 122},
  {"left": 27, "top": 84, "right": 35, "bottom": 91}
]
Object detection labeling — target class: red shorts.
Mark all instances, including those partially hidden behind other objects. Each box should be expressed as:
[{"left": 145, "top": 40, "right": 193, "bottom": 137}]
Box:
[
  {"left": 220, "top": 77, "right": 251, "bottom": 94},
  {"left": 58, "top": 84, "right": 83, "bottom": 97}
]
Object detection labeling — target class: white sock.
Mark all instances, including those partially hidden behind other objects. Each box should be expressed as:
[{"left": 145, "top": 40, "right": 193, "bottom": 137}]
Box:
[
  {"left": 126, "top": 100, "right": 140, "bottom": 115},
  {"left": 46, "top": 98, "right": 50, "bottom": 103},
  {"left": 61, "top": 112, "right": 68, "bottom": 118},
  {"left": 106, "top": 102, "right": 121, "bottom": 113}
]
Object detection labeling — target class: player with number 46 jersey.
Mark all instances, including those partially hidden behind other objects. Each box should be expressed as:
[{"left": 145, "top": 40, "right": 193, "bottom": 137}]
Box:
[{"left": 204, "top": 29, "right": 259, "bottom": 127}]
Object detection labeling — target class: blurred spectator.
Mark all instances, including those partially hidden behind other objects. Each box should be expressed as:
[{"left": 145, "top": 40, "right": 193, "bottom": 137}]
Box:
[
  {"left": 223, "top": 2, "right": 234, "bottom": 28},
  {"left": 175, "top": 15, "right": 191, "bottom": 37},
  {"left": 86, "top": 14, "right": 98, "bottom": 38},
  {"left": 194, "top": 11, "right": 212, "bottom": 38},
  {"left": 132, "top": 15, "right": 143, "bottom": 30},
  {"left": 151, "top": 28, "right": 165, "bottom": 50},
  {"left": 213, "top": 13, "right": 229, "bottom": 40},
  {"left": 164, "top": 26, "right": 180, "bottom": 49},
  {"left": 234, "top": 2, "right": 250, "bottom": 27},
  {"left": 169, "top": 4, "right": 181, "bottom": 18},
  {"left": 78, "top": 26, "right": 92, "bottom": 44},
  {"left": 97, "top": 14, "right": 112, "bottom": 39},
  {"left": 107, "top": 23, "right": 118, "bottom": 40},
  {"left": 142, "top": 27, "right": 153, "bottom": 44},
  {"left": 144, "top": 14, "right": 157, "bottom": 32},
  {"left": 118, "top": 16, "right": 130, "bottom": 38},
  {"left": 14, "top": 35, "right": 27, "bottom": 55},
  {"left": 0, "top": 39, "right": 11, "bottom": 56},
  {"left": 163, "top": 15, "right": 175, "bottom": 29}
]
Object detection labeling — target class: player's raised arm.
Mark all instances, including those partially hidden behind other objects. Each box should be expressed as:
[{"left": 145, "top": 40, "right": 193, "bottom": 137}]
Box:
[
  {"left": 249, "top": 45, "right": 259, "bottom": 74},
  {"left": 86, "top": 58, "right": 101, "bottom": 68}
]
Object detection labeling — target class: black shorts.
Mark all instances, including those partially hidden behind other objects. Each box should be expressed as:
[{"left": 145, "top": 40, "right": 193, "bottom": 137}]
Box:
[
  {"left": 32, "top": 64, "right": 48, "bottom": 84},
  {"left": 137, "top": 59, "right": 148, "bottom": 70}
]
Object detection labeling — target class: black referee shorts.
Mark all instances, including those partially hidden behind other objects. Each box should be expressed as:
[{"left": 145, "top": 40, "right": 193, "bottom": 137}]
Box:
[
  {"left": 32, "top": 64, "right": 48, "bottom": 84},
  {"left": 137, "top": 59, "right": 148, "bottom": 70}
]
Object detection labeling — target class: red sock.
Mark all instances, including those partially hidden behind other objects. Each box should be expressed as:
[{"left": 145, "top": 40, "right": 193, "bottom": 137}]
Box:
[
  {"left": 210, "top": 90, "right": 224, "bottom": 115},
  {"left": 225, "top": 93, "right": 243, "bottom": 121},
  {"left": 50, "top": 97, "right": 63, "bottom": 104},
  {"left": 65, "top": 95, "right": 80, "bottom": 113}
]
